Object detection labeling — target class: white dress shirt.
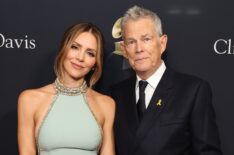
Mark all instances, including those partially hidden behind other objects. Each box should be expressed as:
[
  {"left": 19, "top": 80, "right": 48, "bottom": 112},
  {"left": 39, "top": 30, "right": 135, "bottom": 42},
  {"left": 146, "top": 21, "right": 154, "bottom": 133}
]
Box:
[{"left": 135, "top": 61, "right": 166, "bottom": 108}]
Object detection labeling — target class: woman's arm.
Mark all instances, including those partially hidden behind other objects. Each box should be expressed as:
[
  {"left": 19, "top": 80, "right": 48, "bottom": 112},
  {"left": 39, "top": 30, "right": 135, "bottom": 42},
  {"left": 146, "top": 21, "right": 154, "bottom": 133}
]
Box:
[
  {"left": 18, "top": 90, "right": 37, "bottom": 155},
  {"left": 99, "top": 96, "right": 116, "bottom": 155}
]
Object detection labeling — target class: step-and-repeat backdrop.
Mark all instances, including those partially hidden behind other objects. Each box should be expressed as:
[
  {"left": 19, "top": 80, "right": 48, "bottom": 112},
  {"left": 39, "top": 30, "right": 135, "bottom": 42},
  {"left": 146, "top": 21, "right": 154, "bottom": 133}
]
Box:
[{"left": 0, "top": 0, "right": 233, "bottom": 154}]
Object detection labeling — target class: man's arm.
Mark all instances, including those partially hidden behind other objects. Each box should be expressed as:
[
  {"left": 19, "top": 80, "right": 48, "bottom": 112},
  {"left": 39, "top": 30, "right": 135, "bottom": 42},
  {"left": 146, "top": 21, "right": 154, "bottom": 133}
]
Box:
[{"left": 190, "top": 80, "right": 222, "bottom": 155}]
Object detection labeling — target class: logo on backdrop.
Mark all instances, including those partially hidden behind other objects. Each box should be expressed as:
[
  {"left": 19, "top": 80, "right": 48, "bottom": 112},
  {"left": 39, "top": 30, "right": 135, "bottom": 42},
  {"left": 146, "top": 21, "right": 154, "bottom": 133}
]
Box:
[
  {"left": 214, "top": 39, "right": 234, "bottom": 55},
  {"left": 112, "top": 17, "right": 123, "bottom": 55},
  {"left": 0, "top": 33, "right": 36, "bottom": 49},
  {"left": 112, "top": 17, "right": 131, "bottom": 70}
]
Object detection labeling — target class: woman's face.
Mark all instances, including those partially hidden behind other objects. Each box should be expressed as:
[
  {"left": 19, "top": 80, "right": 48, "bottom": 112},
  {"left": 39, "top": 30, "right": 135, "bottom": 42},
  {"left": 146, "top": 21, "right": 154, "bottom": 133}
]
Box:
[{"left": 63, "top": 32, "right": 97, "bottom": 81}]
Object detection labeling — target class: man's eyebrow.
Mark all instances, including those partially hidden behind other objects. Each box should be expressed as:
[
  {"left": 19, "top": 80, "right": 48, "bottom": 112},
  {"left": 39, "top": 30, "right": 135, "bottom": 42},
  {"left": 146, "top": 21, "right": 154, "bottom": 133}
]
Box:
[{"left": 141, "top": 34, "right": 151, "bottom": 38}]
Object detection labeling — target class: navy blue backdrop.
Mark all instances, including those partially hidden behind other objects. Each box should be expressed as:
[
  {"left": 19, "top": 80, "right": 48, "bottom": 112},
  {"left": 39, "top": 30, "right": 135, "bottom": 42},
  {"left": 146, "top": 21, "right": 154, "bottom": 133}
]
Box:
[{"left": 0, "top": 0, "right": 233, "bottom": 154}]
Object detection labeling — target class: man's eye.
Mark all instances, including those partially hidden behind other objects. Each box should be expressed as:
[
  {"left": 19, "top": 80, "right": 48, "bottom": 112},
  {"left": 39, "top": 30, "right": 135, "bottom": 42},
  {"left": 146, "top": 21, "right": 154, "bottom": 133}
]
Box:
[
  {"left": 127, "top": 40, "right": 135, "bottom": 45},
  {"left": 144, "top": 38, "right": 151, "bottom": 42}
]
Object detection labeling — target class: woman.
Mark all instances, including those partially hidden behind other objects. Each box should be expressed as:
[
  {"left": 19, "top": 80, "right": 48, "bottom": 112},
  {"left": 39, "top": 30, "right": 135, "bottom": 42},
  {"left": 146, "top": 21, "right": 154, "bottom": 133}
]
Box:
[{"left": 18, "top": 22, "right": 115, "bottom": 155}]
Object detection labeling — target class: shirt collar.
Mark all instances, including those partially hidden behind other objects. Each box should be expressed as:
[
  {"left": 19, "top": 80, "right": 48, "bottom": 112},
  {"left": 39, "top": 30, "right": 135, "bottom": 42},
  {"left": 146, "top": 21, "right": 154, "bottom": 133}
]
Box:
[{"left": 136, "top": 61, "right": 166, "bottom": 89}]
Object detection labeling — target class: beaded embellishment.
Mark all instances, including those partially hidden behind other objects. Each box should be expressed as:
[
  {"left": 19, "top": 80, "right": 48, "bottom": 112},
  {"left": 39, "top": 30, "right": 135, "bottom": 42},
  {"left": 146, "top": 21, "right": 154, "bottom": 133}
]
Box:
[{"left": 54, "top": 78, "right": 88, "bottom": 96}]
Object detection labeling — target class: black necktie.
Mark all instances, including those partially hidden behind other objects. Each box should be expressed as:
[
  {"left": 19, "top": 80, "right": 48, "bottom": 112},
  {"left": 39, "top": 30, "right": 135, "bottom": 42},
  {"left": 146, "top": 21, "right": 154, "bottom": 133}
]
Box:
[{"left": 137, "top": 80, "right": 148, "bottom": 122}]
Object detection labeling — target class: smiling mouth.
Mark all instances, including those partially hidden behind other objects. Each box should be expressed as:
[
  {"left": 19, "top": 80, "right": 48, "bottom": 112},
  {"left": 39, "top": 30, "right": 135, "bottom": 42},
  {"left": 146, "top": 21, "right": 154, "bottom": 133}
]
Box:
[{"left": 71, "top": 62, "right": 84, "bottom": 69}]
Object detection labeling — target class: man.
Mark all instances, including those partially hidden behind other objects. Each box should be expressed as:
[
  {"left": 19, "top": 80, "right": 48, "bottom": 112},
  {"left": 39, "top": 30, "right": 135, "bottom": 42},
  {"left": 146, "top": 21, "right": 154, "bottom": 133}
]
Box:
[{"left": 110, "top": 5, "right": 222, "bottom": 155}]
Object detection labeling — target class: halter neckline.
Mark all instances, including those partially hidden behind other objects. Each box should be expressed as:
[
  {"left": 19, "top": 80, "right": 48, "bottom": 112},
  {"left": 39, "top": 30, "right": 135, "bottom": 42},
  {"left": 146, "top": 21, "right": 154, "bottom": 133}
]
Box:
[{"left": 54, "top": 78, "right": 88, "bottom": 96}]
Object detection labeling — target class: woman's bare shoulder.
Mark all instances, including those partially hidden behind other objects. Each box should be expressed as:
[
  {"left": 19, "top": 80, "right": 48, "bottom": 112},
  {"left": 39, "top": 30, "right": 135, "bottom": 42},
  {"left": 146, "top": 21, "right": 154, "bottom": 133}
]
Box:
[
  {"left": 19, "top": 84, "right": 55, "bottom": 98},
  {"left": 18, "top": 84, "right": 55, "bottom": 110},
  {"left": 88, "top": 89, "right": 115, "bottom": 112}
]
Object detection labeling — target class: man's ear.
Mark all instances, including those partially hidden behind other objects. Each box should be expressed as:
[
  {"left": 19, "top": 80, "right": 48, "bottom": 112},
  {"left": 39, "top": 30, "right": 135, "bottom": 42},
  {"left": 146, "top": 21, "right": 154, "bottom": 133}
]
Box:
[
  {"left": 160, "top": 34, "right": 168, "bottom": 54},
  {"left": 120, "top": 41, "right": 128, "bottom": 58}
]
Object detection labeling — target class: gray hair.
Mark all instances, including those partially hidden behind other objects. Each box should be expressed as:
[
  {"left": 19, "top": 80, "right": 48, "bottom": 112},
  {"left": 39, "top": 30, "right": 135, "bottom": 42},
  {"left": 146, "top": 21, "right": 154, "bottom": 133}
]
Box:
[{"left": 121, "top": 5, "right": 163, "bottom": 37}]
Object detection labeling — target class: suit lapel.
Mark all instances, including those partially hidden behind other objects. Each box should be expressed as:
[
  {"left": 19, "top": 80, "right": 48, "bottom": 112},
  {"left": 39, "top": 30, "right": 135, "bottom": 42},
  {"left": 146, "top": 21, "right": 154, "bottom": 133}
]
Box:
[
  {"left": 122, "top": 76, "right": 139, "bottom": 134},
  {"left": 133, "top": 68, "right": 175, "bottom": 150}
]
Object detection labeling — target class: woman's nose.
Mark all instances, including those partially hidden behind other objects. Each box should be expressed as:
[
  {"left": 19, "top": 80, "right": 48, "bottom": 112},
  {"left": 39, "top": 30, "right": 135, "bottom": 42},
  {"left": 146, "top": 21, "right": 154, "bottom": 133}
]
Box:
[{"left": 76, "top": 51, "right": 85, "bottom": 61}]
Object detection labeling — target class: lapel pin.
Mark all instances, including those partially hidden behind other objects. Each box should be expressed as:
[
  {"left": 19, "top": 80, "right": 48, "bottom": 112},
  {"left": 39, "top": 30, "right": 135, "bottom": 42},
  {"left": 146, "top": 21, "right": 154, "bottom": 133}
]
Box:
[{"left": 156, "top": 99, "right": 162, "bottom": 106}]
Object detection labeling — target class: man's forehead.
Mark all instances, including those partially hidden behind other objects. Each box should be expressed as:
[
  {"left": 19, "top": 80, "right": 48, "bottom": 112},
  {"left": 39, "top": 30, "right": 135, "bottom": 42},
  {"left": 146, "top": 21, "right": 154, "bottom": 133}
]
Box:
[{"left": 124, "top": 33, "right": 152, "bottom": 40}]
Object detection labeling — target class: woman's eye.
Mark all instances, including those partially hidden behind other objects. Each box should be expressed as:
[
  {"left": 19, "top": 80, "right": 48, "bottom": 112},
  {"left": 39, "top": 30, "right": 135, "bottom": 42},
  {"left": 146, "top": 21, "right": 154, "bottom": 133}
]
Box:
[
  {"left": 71, "top": 45, "right": 79, "bottom": 49},
  {"left": 87, "top": 51, "right": 96, "bottom": 57}
]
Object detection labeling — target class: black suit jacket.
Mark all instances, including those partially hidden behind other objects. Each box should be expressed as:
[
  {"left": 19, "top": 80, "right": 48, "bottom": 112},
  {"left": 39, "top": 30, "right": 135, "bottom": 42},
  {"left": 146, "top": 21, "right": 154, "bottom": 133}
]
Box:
[{"left": 110, "top": 68, "right": 222, "bottom": 155}]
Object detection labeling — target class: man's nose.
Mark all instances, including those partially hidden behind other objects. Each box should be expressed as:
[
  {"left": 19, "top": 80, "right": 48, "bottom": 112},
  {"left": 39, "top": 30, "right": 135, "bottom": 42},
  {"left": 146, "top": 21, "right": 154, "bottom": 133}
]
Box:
[{"left": 136, "top": 41, "right": 143, "bottom": 53}]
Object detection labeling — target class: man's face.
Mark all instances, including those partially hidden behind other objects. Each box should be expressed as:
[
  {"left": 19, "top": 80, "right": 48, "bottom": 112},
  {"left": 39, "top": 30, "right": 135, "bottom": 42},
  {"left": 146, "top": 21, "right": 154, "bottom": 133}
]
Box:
[{"left": 122, "top": 18, "right": 167, "bottom": 79}]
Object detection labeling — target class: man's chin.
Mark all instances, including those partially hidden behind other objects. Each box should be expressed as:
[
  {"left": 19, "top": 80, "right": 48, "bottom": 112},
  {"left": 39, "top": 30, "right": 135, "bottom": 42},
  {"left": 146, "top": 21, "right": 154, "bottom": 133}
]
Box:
[
  {"left": 135, "top": 68, "right": 150, "bottom": 73},
  {"left": 134, "top": 65, "right": 150, "bottom": 71}
]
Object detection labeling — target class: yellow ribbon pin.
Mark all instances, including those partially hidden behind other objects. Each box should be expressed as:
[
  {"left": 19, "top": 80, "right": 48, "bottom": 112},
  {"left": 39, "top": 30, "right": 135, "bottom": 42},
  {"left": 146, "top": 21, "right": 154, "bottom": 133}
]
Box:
[{"left": 156, "top": 99, "right": 162, "bottom": 106}]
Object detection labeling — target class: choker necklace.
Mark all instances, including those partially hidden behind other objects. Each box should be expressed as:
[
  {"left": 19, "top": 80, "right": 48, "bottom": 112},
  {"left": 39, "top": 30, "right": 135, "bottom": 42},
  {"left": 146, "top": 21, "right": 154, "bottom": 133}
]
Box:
[{"left": 54, "top": 78, "right": 88, "bottom": 96}]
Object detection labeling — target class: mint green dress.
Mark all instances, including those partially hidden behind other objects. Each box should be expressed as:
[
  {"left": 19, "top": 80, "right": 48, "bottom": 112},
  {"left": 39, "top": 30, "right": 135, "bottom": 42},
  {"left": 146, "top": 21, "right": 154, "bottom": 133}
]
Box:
[{"left": 36, "top": 80, "right": 102, "bottom": 155}]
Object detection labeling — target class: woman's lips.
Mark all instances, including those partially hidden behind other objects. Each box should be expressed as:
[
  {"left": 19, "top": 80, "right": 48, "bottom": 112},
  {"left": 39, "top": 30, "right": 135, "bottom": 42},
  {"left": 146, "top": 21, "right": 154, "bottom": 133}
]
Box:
[{"left": 71, "top": 62, "right": 84, "bottom": 69}]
